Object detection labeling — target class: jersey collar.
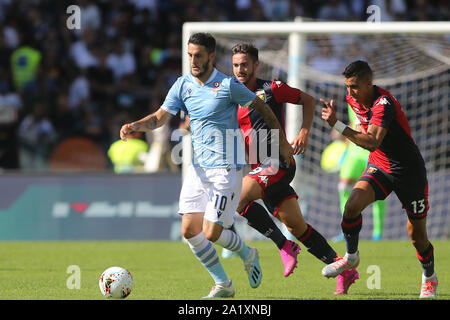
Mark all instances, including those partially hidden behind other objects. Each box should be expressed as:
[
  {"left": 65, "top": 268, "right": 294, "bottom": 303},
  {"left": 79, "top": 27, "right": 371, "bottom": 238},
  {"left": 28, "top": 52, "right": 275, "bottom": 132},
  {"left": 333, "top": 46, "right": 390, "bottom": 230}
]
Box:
[
  {"left": 203, "top": 68, "right": 218, "bottom": 85},
  {"left": 189, "top": 68, "right": 218, "bottom": 87},
  {"left": 370, "top": 85, "right": 382, "bottom": 107}
]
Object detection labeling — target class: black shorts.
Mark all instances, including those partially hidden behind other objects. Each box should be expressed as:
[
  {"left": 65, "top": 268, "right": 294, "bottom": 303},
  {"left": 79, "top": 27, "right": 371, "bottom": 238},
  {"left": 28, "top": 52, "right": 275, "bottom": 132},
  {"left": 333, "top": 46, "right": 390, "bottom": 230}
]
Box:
[
  {"left": 246, "top": 159, "right": 298, "bottom": 216},
  {"left": 359, "top": 163, "right": 429, "bottom": 220}
]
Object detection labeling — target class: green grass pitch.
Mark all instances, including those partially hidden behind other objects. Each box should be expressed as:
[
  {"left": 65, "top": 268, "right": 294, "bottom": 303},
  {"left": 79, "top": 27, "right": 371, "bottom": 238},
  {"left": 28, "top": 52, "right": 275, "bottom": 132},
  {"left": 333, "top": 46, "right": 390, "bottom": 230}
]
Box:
[{"left": 0, "top": 240, "right": 448, "bottom": 300}]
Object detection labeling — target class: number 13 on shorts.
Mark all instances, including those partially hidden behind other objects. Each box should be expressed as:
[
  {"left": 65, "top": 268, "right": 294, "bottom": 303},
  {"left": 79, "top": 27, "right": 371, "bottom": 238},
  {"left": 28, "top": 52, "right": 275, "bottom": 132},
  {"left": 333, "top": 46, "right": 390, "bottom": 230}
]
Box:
[{"left": 411, "top": 199, "right": 426, "bottom": 214}]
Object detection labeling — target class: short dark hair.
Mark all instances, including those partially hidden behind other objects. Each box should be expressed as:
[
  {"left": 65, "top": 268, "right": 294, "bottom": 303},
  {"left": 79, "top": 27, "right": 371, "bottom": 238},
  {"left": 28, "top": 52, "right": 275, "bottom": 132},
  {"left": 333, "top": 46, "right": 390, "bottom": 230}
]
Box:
[
  {"left": 188, "top": 33, "right": 216, "bottom": 53},
  {"left": 342, "top": 60, "right": 373, "bottom": 80},
  {"left": 231, "top": 43, "right": 259, "bottom": 62}
]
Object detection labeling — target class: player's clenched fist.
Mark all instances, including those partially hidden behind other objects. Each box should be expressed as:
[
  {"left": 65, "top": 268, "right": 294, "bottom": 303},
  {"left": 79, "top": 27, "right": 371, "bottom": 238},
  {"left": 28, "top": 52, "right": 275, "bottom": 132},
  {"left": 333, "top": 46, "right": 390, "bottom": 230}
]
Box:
[
  {"left": 320, "top": 98, "right": 338, "bottom": 127},
  {"left": 120, "top": 122, "right": 140, "bottom": 141},
  {"left": 290, "top": 130, "right": 309, "bottom": 155}
]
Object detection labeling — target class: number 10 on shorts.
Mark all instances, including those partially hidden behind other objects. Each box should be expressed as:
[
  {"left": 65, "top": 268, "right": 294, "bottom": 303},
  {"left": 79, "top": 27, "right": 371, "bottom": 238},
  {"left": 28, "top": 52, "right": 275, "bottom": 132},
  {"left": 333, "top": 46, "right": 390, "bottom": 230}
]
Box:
[{"left": 214, "top": 194, "right": 228, "bottom": 217}]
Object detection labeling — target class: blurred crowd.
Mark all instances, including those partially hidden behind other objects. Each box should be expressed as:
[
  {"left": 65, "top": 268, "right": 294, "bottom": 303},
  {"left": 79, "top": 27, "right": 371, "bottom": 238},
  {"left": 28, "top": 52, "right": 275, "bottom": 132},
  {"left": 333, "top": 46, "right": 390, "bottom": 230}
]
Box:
[{"left": 0, "top": 0, "right": 447, "bottom": 172}]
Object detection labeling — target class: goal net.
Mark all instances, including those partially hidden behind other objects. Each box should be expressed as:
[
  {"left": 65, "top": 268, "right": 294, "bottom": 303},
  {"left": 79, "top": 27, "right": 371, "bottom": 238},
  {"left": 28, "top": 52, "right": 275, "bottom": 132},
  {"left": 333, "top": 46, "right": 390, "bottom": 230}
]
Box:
[{"left": 182, "top": 21, "right": 450, "bottom": 241}]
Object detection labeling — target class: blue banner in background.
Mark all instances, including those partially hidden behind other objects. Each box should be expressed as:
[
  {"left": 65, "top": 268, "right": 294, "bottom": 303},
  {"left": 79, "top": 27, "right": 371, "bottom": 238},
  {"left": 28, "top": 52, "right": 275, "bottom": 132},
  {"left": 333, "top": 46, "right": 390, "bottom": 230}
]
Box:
[
  {"left": 1, "top": 172, "right": 448, "bottom": 241},
  {"left": 0, "top": 173, "right": 182, "bottom": 240}
]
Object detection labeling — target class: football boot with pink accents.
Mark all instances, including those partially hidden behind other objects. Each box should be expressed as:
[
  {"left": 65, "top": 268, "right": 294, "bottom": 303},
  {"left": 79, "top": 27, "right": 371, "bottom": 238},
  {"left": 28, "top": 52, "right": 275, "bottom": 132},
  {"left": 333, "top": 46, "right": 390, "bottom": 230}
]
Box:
[
  {"left": 280, "top": 240, "right": 301, "bottom": 277},
  {"left": 334, "top": 268, "right": 359, "bottom": 294}
]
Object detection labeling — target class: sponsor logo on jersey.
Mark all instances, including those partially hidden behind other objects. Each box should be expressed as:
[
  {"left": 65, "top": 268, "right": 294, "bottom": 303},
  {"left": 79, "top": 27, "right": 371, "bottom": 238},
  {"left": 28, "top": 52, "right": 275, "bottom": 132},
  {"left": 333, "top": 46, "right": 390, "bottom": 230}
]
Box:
[
  {"left": 377, "top": 97, "right": 389, "bottom": 105},
  {"left": 255, "top": 89, "right": 267, "bottom": 102},
  {"left": 367, "top": 167, "right": 378, "bottom": 174}
]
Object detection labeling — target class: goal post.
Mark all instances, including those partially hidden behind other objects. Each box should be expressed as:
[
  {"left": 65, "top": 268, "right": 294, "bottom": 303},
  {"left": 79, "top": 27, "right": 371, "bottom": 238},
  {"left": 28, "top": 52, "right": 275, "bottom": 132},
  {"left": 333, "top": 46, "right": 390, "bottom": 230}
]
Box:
[{"left": 180, "top": 20, "right": 450, "bottom": 240}]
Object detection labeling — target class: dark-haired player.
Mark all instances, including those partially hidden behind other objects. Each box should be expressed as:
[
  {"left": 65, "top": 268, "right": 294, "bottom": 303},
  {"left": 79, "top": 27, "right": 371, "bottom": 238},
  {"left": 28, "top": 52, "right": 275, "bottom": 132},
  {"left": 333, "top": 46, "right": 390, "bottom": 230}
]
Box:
[
  {"left": 230, "top": 43, "right": 358, "bottom": 295},
  {"left": 121, "top": 33, "right": 294, "bottom": 298},
  {"left": 321, "top": 60, "right": 437, "bottom": 298}
]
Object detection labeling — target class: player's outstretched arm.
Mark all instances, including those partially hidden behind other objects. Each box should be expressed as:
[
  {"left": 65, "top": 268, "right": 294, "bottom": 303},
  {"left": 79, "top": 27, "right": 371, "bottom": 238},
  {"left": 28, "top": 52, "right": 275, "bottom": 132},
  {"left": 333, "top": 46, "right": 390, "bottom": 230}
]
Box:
[
  {"left": 291, "top": 91, "right": 315, "bottom": 154},
  {"left": 320, "top": 98, "right": 387, "bottom": 152},
  {"left": 249, "top": 96, "right": 294, "bottom": 165},
  {"left": 120, "top": 107, "right": 172, "bottom": 141}
]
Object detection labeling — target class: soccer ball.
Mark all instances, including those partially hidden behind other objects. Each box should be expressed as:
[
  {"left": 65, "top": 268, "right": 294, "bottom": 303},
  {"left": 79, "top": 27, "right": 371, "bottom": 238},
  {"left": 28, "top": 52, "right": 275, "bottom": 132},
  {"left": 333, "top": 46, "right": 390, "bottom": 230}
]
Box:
[{"left": 99, "top": 266, "right": 133, "bottom": 299}]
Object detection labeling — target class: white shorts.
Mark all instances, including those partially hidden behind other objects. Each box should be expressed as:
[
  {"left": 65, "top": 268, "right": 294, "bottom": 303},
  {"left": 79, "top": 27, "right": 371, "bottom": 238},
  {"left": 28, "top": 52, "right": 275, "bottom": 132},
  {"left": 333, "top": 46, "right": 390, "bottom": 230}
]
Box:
[{"left": 178, "top": 165, "right": 243, "bottom": 228}]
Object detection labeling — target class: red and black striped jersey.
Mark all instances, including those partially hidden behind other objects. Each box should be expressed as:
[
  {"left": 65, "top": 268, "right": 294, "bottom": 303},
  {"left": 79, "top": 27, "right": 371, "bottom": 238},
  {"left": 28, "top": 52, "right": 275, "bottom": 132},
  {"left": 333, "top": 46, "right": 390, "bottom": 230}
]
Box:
[
  {"left": 237, "top": 78, "right": 302, "bottom": 168},
  {"left": 346, "top": 86, "right": 425, "bottom": 174}
]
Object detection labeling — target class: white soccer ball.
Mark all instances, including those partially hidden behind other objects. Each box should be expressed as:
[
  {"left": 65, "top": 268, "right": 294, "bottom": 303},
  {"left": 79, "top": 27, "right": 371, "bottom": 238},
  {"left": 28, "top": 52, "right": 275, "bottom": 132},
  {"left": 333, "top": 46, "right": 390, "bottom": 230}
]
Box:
[{"left": 99, "top": 266, "right": 133, "bottom": 299}]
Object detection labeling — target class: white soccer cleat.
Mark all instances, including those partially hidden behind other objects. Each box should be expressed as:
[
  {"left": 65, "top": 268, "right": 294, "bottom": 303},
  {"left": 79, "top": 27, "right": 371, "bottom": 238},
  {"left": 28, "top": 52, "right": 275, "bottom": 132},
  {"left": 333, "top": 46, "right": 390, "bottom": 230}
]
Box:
[
  {"left": 202, "top": 280, "right": 235, "bottom": 299},
  {"left": 322, "top": 252, "right": 360, "bottom": 278},
  {"left": 420, "top": 273, "right": 438, "bottom": 298},
  {"left": 243, "top": 247, "right": 262, "bottom": 288}
]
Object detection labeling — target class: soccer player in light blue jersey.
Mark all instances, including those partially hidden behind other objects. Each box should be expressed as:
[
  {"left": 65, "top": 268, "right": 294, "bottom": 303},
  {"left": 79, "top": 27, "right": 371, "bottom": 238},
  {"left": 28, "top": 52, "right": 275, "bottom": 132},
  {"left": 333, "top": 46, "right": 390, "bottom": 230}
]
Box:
[{"left": 120, "top": 33, "right": 294, "bottom": 298}]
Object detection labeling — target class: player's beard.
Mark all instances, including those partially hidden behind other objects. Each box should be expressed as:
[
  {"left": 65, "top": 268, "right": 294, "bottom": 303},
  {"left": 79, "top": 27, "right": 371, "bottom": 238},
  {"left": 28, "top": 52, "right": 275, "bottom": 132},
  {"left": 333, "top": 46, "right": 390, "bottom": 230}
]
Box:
[
  {"left": 238, "top": 69, "right": 255, "bottom": 86},
  {"left": 191, "top": 58, "right": 211, "bottom": 79}
]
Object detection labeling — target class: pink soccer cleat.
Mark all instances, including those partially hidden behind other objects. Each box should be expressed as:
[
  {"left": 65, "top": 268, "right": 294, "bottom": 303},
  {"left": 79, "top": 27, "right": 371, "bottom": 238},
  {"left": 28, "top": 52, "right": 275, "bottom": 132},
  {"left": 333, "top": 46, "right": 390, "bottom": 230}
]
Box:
[
  {"left": 280, "top": 240, "right": 301, "bottom": 277},
  {"left": 334, "top": 268, "right": 359, "bottom": 294}
]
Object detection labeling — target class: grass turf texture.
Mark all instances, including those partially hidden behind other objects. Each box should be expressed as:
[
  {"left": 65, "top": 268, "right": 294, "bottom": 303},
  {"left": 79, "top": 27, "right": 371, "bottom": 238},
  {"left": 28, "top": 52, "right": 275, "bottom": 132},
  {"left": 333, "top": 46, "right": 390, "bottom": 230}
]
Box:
[{"left": 0, "top": 240, "right": 448, "bottom": 300}]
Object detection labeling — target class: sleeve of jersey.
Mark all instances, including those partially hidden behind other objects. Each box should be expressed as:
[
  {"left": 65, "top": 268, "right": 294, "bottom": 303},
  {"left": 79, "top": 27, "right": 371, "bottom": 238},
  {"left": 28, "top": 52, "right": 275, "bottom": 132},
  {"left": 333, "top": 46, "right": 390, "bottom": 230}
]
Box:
[
  {"left": 370, "top": 96, "right": 397, "bottom": 129},
  {"left": 161, "top": 79, "right": 185, "bottom": 115},
  {"left": 229, "top": 76, "right": 256, "bottom": 107},
  {"left": 270, "top": 80, "right": 302, "bottom": 104}
]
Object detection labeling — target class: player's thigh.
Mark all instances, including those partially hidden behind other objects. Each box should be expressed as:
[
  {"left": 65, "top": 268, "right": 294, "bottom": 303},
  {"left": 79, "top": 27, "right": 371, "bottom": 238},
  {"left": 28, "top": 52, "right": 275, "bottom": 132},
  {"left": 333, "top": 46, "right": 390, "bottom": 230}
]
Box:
[
  {"left": 241, "top": 162, "right": 295, "bottom": 212},
  {"left": 178, "top": 165, "right": 209, "bottom": 215},
  {"left": 276, "top": 197, "right": 308, "bottom": 238},
  {"left": 348, "top": 164, "right": 393, "bottom": 218},
  {"left": 394, "top": 169, "right": 429, "bottom": 220},
  {"left": 344, "top": 180, "right": 376, "bottom": 218},
  {"left": 236, "top": 175, "right": 263, "bottom": 212}
]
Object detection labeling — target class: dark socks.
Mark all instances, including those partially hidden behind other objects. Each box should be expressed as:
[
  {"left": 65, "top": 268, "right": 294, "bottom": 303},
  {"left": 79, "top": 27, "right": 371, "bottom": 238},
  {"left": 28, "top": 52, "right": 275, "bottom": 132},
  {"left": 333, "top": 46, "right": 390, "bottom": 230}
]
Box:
[
  {"left": 341, "top": 214, "right": 363, "bottom": 254},
  {"left": 298, "top": 224, "right": 339, "bottom": 264},
  {"left": 240, "top": 201, "right": 287, "bottom": 250},
  {"left": 417, "top": 243, "right": 435, "bottom": 277}
]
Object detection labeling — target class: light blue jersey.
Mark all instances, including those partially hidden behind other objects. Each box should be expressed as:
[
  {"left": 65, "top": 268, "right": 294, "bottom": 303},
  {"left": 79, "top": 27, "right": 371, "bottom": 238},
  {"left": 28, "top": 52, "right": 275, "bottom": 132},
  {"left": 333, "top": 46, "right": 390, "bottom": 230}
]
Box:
[{"left": 162, "top": 68, "right": 256, "bottom": 168}]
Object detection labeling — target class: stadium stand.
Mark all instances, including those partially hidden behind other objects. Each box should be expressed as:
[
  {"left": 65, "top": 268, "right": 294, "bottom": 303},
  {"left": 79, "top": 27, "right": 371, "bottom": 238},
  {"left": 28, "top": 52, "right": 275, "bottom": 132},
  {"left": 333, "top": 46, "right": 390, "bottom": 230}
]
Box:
[{"left": 0, "top": 0, "right": 447, "bottom": 173}]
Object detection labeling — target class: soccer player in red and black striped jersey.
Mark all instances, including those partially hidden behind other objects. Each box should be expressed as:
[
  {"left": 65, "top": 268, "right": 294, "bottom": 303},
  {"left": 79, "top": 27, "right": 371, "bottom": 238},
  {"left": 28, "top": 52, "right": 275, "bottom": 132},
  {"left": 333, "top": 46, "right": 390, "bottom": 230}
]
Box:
[
  {"left": 229, "top": 43, "right": 358, "bottom": 294},
  {"left": 321, "top": 60, "right": 437, "bottom": 298}
]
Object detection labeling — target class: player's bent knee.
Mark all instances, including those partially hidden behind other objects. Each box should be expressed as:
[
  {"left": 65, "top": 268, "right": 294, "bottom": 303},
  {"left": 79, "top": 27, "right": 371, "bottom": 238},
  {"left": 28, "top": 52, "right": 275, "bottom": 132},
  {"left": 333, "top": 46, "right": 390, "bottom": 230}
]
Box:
[
  {"left": 204, "top": 231, "right": 220, "bottom": 242},
  {"left": 181, "top": 222, "right": 202, "bottom": 239},
  {"left": 181, "top": 226, "right": 201, "bottom": 240},
  {"left": 202, "top": 220, "right": 223, "bottom": 242},
  {"left": 237, "top": 190, "right": 261, "bottom": 213},
  {"left": 343, "top": 200, "right": 362, "bottom": 218},
  {"left": 181, "top": 212, "right": 204, "bottom": 239},
  {"left": 237, "top": 196, "right": 253, "bottom": 213},
  {"left": 408, "top": 227, "right": 428, "bottom": 246}
]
